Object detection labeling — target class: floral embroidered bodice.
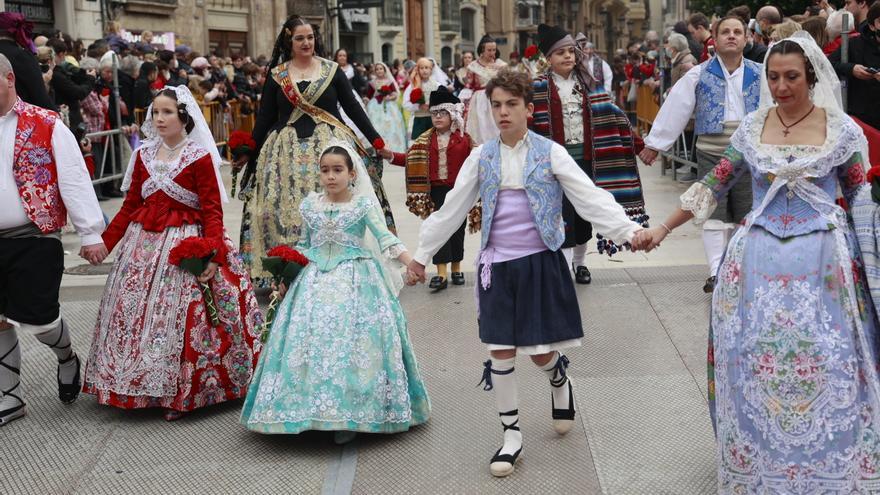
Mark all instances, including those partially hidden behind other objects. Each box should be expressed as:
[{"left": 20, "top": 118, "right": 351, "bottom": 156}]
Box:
[
  {"left": 297, "top": 193, "right": 403, "bottom": 271},
  {"left": 682, "top": 106, "right": 867, "bottom": 238}
]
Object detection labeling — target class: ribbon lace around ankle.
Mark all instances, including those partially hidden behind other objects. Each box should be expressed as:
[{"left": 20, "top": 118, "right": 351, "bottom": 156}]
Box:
[
  {"left": 478, "top": 359, "right": 515, "bottom": 391},
  {"left": 550, "top": 354, "right": 570, "bottom": 387}
]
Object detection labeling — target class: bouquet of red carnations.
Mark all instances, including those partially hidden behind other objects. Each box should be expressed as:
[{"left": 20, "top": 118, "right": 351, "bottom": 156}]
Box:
[
  {"left": 228, "top": 130, "right": 256, "bottom": 197},
  {"left": 169, "top": 237, "right": 221, "bottom": 326},
  {"left": 259, "top": 245, "right": 310, "bottom": 342},
  {"left": 524, "top": 45, "right": 540, "bottom": 62},
  {"left": 409, "top": 87, "right": 425, "bottom": 105},
  {"left": 376, "top": 83, "right": 395, "bottom": 103}
]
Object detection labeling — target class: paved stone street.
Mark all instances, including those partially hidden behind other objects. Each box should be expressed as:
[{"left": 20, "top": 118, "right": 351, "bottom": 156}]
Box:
[{"left": 2, "top": 161, "right": 720, "bottom": 494}]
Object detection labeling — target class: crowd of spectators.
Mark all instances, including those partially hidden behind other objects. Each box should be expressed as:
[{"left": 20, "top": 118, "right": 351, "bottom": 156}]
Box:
[
  {"left": 0, "top": 13, "right": 272, "bottom": 199},
  {"left": 612, "top": 0, "right": 880, "bottom": 133}
]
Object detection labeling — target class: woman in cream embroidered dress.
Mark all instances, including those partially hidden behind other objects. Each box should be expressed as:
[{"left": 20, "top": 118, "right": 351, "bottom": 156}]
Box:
[
  {"left": 366, "top": 62, "right": 407, "bottom": 155},
  {"left": 464, "top": 36, "right": 507, "bottom": 145},
  {"left": 643, "top": 34, "right": 880, "bottom": 492},
  {"left": 82, "top": 87, "right": 262, "bottom": 421},
  {"left": 237, "top": 16, "right": 395, "bottom": 286}
]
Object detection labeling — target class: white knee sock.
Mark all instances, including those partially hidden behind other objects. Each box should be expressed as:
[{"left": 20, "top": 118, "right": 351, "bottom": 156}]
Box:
[
  {"left": 562, "top": 248, "right": 574, "bottom": 269},
  {"left": 22, "top": 318, "right": 77, "bottom": 384},
  {"left": 484, "top": 357, "right": 522, "bottom": 456},
  {"left": 539, "top": 352, "right": 570, "bottom": 410},
  {"left": 0, "top": 326, "right": 23, "bottom": 413},
  {"left": 572, "top": 243, "right": 587, "bottom": 267},
  {"left": 701, "top": 228, "right": 728, "bottom": 277}
]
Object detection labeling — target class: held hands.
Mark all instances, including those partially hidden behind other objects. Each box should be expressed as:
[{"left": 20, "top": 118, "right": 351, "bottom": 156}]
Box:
[
  {"left": 405, "top": 260, "right": 427, "bottom": 286},
  {"left": 80, "top": 242, "right": 109, "bottom": 265},
  {"left": 638, "top": 148, "right": 659, "bottom": 166},
  {"left": 631, "top": 226, "right": 668, "bottom": 253},
  {"left": 377, "top": 148, "right": 394, "bottom": 161}
]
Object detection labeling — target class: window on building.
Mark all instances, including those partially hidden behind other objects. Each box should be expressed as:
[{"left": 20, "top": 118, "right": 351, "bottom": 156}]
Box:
[
  {"left": 382, "top": 43, "right": 393, "bottom": 64},
  {"left": 461, "top": 8, "right": 475, "bottom": 42},
  {"left": 518, "top": 2, "right": 530, "bottom": 20},
  {"left": 441, "top": 46, "right": 452, "bottom": 68}
]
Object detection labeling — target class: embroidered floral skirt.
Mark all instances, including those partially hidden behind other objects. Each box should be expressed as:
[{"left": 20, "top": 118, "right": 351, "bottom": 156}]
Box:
[
  {"left": 82, "top": 223, "right": 263, "bottom": 412},
  {"left": 709, "top": 226, "right": 880, "bottom": 492},
  {"left": 367, "top": 99, "right": 408, "bottom": 154},
  {"left": 239, "top": 122, "right": 396, "bottom": 286},
  {"left": 240, "top": 258, "right": 430, "bottom": 434}
]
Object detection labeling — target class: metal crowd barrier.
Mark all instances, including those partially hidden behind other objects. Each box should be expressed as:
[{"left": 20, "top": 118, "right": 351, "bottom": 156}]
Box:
[
  {"left": 87, "top": 54, "right": 256, "bottom": 186},
  {"left": 87, "top": 129, "right": 127, "bottom": 185}
]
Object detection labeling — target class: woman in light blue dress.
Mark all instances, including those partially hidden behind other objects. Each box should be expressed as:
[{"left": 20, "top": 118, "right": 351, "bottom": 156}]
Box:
[
  {"left": 241, "top": 142, "right": 430, "bottom": 443},
  {"left": 366, "top": 62, "right": 408, "bottom": 155},
  {"left": 643, "top": 34, "right": 880, "bottom": 492}
]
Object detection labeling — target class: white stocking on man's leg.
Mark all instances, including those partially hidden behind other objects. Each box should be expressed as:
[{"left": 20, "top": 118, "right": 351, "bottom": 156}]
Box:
[
  {"left": 0, "top": 317, "right": 25, "bottom": 425},
  {"left": 17, "top": 316, "right": 81, "bottom": 406},
  {"left": 701, "top": 220, "right": 735, "bottom": 292}
]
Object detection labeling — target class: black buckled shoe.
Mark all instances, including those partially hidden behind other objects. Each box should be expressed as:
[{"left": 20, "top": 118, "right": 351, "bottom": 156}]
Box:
[
  {"left": 57, "top": 353, "right": 81, "bottom": 405},
  {"left": 703, "top": 276, "right": 717, "bottom": 294},
  {"left": 451, "top": 272, "right": 465, "bottom": 285},
  {"left": 574, "top": 265, "right": 591, "bottom": 285},
  {"left": 428, "top": 276, "right": 448, "bottom": 291}
]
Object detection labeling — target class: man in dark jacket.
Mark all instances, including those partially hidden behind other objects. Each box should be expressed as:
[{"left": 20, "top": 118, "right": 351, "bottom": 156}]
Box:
[
  {"left": 0, "top": 14, "right": 56, "bottom": 110},
  {"left": 830, "top": 1, "right": 880, "bottom": 130},
  {"left": 46, "top": 38, "right": 95, "bottom": 129},
  {"left": 743, "top": 37, "right": 768, "bottom": 63},
  {"left": 116, "top": 55, "right": 138, "bottom": 121},
  {"left": 674, "top": 21, "right": 704, "bottom": 64},
  {"left": 133, "top": 61, "right": 156, "bottom": 111}
]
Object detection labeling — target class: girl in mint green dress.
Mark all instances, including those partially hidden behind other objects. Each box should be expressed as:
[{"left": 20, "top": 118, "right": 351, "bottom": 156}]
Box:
[{"left": 241, "top": 143, "right": 430, "bottom": 443}]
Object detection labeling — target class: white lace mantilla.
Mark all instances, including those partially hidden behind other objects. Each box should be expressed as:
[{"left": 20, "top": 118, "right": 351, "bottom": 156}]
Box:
[
  {"left": 467, "top": 59, "right": 507, "bottom": 87},
  {"left": 731, "top": 106, "right": 865, "bottom": 178},
  {"left": 139, "top": 139, "right": 208, "bottom": 209},
  {"left": 680, "top": 106, "right": 867, "bottom": 224}
]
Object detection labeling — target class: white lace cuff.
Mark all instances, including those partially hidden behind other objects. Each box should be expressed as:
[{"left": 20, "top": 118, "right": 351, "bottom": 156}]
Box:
[
  {"left": 383, "top": 244, "right": 407, "bottom": 261},
  {"left": 680, "top": 182, "right": 717, "bottom": 226}
]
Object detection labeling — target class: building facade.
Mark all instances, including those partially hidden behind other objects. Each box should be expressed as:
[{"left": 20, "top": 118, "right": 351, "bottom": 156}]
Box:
[
  {"left": 484, "top": 0, "right": 651, "bottom": 60},
  {"left": 355, "top": 0, "right": 486, "bottom": 69},
  {"left": 16, "top": 0, "right": 289, "bottom": 59}
]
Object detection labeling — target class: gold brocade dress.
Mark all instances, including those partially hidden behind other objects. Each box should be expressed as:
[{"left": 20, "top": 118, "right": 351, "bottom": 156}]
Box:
[{"left": 239, "top": 58, "right": 395, "bottom": 285}]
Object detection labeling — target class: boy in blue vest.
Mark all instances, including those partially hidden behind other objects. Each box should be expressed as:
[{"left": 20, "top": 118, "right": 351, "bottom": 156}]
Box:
[
  {"left": 640, "top": 15, "right": 760, "bottom": 293},
  {"left": 407, "top": 69, "right": 649, "bottom": 477}
]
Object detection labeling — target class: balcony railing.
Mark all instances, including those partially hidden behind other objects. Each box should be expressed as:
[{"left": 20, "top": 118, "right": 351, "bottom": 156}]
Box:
[
  {"left": 439, "top": 0, "right": 461, "bottom": 32},
  {"left": 207, "top": 0, "right": 244, "bottom": 8}
]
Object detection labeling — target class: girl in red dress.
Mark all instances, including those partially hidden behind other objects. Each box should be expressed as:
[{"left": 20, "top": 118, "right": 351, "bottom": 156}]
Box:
[{"left": 82, "top": 86, "right": 262, "bottom": 421}]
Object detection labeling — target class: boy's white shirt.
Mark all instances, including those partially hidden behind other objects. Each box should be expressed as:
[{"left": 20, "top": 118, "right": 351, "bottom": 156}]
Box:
[{"left": 413, "top": 131, "right": 641, "bottom": 265}]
